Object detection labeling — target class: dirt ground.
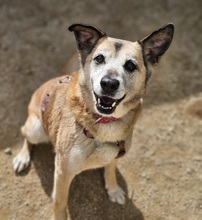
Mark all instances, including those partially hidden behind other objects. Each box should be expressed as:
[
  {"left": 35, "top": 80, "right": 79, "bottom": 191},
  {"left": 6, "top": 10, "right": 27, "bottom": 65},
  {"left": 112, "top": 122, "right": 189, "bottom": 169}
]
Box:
[{"left": 0, "top": 0, "right": 202, "bottom": 219}]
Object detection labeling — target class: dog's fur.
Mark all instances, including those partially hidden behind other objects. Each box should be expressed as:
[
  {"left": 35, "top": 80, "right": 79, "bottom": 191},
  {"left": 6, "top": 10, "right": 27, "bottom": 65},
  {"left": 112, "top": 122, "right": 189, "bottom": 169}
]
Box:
[{"left": 13, "top": 23, "right": 174, "bottom": 220}]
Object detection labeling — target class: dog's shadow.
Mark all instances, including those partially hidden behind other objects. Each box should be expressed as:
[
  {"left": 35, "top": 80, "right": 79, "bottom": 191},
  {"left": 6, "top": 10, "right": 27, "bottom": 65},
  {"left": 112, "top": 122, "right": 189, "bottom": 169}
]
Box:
[{"left": 32, "top": 143, "right": 144, "bottom": 220}]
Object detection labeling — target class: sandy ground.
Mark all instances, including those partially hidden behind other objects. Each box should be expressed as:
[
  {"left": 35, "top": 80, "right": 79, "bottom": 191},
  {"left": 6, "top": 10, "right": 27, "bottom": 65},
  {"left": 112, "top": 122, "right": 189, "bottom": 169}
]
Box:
[{"left": 0, "top": 0, "right": 202, "bottom": 219}]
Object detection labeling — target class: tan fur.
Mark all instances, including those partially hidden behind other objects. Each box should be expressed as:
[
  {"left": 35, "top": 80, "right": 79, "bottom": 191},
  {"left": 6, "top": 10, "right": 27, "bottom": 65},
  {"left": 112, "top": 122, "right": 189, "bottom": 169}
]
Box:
[{"left": 13, "top": 23, "right": 174, "bottom": 220}]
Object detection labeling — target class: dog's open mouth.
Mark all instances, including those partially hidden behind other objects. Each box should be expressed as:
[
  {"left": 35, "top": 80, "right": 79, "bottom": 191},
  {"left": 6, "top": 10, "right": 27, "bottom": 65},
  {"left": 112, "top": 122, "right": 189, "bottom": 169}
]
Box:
[{"left": 94, "top": 93, "right": 125, "bottom": 115}]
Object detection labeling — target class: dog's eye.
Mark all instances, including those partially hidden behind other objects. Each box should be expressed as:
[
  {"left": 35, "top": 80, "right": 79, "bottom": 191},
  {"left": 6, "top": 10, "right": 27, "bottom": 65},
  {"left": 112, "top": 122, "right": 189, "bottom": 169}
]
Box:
[
  {"left": 124, "top": 60, "right": 137, "bottom": 72},
  {"left": 94, "top": 55, "right": 105, "bottom": 64}
]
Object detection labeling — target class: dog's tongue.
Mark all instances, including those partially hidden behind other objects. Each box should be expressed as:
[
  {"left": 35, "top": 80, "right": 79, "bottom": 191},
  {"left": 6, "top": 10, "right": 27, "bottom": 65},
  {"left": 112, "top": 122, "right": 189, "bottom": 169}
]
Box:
[{"left": 100, "top": 96, "right": 115, "bottom": 107}]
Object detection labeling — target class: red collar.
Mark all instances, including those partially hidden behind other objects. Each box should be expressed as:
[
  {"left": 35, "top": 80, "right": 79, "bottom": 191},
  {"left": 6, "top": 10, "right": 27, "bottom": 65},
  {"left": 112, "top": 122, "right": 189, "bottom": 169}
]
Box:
[{"left": 94, "top": 114, "right": 119, "bottom": 124}]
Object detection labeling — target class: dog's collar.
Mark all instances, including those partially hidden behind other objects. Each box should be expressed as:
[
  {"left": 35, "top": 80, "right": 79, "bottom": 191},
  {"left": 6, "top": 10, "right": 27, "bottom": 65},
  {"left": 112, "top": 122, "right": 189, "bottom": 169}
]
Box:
[
  {"left": 83, "top": 128, "right": 126, "bottom": 159},
  {"left": 94, "top": 113, "right": 119, "bottom": 124}
]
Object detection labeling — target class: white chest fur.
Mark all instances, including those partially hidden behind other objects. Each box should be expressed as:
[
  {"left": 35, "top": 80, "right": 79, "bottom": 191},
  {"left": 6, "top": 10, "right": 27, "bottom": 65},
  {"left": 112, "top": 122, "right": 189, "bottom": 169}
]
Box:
[{"left": 67, "top": 128, "right": 132, "bottom": 174}]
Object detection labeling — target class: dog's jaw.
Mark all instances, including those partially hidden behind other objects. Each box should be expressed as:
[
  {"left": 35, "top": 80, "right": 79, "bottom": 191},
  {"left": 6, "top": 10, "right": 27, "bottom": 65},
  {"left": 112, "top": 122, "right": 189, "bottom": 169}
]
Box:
[{"left": 94, "top": 93, "right": 126, "bottom": 115}]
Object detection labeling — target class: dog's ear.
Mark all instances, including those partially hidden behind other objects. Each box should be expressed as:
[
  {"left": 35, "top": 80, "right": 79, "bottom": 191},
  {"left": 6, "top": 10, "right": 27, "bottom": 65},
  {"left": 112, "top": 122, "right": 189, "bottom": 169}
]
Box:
[
  {"left": 68, "top": 24, "right": 106, "bottom": 65},
  {"left": 140, "top": 24, "right": 174, "bottom": 65}
]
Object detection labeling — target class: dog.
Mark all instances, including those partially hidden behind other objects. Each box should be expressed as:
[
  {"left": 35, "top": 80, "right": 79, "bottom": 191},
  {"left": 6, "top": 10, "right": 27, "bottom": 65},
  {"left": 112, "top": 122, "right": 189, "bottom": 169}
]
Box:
[{"left": 13, "top": 23, "right": 174, "bottom": 219}]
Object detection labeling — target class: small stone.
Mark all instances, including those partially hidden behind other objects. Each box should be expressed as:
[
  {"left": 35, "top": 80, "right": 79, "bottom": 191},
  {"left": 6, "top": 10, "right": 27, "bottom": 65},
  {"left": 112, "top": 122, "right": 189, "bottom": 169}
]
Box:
[
  {"left": 4, "top": 148, "right": 12, "bottom": 155},
  {"left": 141, "top": 172, "right": 146, "bottom": 178},
  {"left": 192, "top": 156, "right": 202, "bottom": 162}
]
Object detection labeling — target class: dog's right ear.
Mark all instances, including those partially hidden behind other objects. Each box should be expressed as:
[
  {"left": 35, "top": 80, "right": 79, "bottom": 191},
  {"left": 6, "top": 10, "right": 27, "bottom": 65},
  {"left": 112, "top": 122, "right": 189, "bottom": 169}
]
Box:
[{"left": 68, "top": 24, "right": 106, "bottom": 65}]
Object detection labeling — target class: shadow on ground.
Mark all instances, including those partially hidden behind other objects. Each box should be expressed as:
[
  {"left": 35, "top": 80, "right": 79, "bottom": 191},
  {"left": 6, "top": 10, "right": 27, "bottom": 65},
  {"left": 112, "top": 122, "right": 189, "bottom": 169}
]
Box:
[{"left": 32, "top": 143, "right": 144, "bottom": 220}]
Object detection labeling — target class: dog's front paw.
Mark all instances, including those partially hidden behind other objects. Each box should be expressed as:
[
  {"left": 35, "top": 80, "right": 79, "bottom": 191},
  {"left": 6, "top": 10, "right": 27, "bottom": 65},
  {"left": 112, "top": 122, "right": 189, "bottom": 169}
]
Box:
[
  {"left": 107, "top": 186, "right": 126, "bottom": 205},
  {"left": 13, "top": 151, "right": 31, "bottom": 173}
]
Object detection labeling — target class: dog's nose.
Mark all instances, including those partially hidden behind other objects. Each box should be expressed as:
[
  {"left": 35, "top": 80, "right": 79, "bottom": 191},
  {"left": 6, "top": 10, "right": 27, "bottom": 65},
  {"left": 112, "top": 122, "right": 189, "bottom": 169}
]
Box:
[{"left": 100, "top": 76, "right": 120, "bottom": 93}]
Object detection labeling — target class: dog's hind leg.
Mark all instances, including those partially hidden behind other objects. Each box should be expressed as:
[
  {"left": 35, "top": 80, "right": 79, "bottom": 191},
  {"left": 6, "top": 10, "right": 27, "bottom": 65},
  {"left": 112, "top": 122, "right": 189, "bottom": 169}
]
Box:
[
  {"left": 13, "top": 114, "right": 48, "bottom": 173},
  {"left": 104, "top": 159, "right": 126, "bottom": 205}
]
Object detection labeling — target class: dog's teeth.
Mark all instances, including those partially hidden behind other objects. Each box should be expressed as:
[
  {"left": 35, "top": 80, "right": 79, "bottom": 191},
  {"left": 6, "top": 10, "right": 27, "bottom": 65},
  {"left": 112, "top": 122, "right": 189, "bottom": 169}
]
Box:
[
  {"left": 99, "top": 105, "right": 113, "bottom": 110},
  {"left": 112, "top": 102, "right": 116, "bottom": 107},
  {"left": 98, "top": 98, "right": 101, "bottom": 104}
]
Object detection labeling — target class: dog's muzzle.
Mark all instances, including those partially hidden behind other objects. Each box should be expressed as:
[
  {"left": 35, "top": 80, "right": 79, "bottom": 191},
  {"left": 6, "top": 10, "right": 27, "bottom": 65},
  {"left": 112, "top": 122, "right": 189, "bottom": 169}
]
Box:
[{"left": 93, "top": 76, "right": 125, "bottom": 114}]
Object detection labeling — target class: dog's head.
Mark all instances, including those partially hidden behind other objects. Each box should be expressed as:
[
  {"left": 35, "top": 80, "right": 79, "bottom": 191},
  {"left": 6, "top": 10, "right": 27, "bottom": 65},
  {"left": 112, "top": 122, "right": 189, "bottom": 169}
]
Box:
[{"left": 69, "top": 23, "right": 174, "bottom": 118}]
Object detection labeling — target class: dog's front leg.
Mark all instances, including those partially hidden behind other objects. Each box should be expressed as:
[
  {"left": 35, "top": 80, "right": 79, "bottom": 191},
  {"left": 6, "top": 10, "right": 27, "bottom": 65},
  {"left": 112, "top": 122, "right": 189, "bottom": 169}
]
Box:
[
  {"left": 104, "top": 159, "right": 125, "bottom": 205},
  {"left": 52, "top": 154, "right": 74, "bottom": 220}
]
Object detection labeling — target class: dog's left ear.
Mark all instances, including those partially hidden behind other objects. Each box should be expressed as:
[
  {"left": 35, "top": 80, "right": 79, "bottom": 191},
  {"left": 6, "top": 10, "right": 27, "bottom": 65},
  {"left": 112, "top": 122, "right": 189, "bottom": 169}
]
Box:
[
  {"left": 68, "top": 24, "right": 106, "bottom": 65},
  {"left": 140, "top": 24, "right": 174, "bottom": 65}
]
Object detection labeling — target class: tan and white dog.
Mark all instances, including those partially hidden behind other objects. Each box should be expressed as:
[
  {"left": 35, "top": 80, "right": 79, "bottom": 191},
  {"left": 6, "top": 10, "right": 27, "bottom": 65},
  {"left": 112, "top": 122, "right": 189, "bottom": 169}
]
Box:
[{"left": 13, "top": 23, "right": 174, "bottom": 219}]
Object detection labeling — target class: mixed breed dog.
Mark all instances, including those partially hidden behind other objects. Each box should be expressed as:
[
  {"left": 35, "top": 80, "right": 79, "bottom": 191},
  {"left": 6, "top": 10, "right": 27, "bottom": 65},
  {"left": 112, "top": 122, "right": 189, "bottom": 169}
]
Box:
[{"left": 13, "top": 23, "right": 174, "bottom": 219}]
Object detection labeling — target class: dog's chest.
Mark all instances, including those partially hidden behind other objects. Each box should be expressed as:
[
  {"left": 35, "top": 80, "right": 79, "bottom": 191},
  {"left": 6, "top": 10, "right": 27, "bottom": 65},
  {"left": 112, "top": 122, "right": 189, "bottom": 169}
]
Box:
[{"left": 68, "top": 130, "right": 125, "bottom": 173}]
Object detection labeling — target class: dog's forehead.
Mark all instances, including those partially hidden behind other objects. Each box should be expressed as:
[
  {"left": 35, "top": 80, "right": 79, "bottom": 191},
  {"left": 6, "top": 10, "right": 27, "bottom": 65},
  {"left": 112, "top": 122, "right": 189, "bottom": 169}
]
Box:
[{"left": 95, "top": 37, "right": 141, "bottom": 57}]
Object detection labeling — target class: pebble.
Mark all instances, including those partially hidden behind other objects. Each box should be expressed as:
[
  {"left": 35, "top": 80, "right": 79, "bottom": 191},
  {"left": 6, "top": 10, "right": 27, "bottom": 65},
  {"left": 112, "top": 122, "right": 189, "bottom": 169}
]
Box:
[
  {"left": 192, "top": 156, "right": 202, "bottom": 162},
  {"left": 4, "top": 148, "right": 12, "bottom": 155}
]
